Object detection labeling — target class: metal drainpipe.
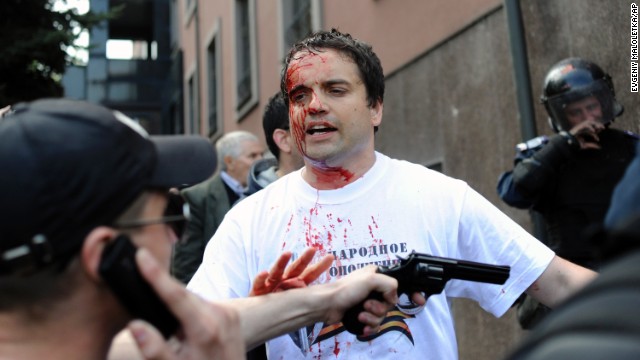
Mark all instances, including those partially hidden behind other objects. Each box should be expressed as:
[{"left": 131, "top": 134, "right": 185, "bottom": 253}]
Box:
[
  {"left": 194, "top": 0, "right": 202, "bottom": 135},
  {"left": 504, "top": 0, "right": 537, "bottom": 141},
  {"left": 504, "top": 0, "right": 548, "bottom": 243}
]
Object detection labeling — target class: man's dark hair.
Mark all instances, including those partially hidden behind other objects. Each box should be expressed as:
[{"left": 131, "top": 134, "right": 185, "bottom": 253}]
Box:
[
  {"left": 262, "top": 92, "right": 289, "bottom": 160},
  {"left": 280, "top": 28, "right": 385, "bottom": 110}
]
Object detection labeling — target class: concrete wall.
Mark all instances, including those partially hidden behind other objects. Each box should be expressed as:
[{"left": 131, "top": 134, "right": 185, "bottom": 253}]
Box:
[
  {"left": 323, "top": 0, "right": 502, "bottom": 75},
  {"left": 377, "top": 1, "right": 640, "bottom": 359}
]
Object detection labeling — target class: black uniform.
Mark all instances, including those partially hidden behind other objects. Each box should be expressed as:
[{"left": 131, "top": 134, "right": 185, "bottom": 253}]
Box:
[{"left": 497, "top": 128, "right": 637, "bottom": 269}]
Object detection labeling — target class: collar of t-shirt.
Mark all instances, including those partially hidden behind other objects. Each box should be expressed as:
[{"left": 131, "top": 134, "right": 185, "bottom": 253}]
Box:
[{"left": 220, "top": 170, "right": 246, "bottom": 198}]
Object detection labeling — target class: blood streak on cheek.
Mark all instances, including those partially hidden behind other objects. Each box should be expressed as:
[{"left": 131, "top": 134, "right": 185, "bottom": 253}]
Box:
[
  {"left": 286, "top": 51, "right": 326, "bottom": 157},
  {"left": 289, "top": 109, "right": 309, "bottom": 155},
  {"left": 290, "top": 106, "right": 308, "bottom": 156},
  {"left": 286, "top": 61, "right": 307, "bottom": 149}
]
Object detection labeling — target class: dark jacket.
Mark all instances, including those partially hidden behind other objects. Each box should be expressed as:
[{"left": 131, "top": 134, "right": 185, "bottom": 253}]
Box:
[{"left": 171, "top": 173, "right": 232, "bottom": 284}]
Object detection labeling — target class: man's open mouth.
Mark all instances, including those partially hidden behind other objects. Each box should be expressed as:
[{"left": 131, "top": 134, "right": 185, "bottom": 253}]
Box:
[{"left": 306, "top": 125, "right": 337, "bottom": 135}]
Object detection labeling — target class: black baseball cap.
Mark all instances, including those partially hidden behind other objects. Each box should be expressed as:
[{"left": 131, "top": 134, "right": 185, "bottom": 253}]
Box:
[{"left": 0, "top": 98, "right": 216, "bottom": 276}]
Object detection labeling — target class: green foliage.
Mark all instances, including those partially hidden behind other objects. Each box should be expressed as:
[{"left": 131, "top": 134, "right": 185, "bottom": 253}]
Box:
[{"left": 0, "top": 0, "right": 119, "bottom": 107}]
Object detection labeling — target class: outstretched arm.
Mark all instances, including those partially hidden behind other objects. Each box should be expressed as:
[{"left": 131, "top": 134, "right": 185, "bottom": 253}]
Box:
[{"left": 234, "top": 265, "right": 398, "bottom": 349}]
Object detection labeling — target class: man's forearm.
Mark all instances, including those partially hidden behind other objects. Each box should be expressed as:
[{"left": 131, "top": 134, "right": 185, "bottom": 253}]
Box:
[
  {"left": 526, "top": 256, "right": 598, "bottom": 308},
  {"left": 227, "top": 266, "right": 397, "bottom": 349},
  {"left": 229, "top": 286, "right": 332, "bottom": 349}
]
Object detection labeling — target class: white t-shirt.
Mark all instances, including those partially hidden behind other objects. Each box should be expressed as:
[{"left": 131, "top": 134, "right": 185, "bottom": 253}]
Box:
[{"left": 188, "top": 152, "right": 554, "bottom": 359}]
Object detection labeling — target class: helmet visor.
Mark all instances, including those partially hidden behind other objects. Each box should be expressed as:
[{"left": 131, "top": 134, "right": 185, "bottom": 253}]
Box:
[{"left": 546, "top": 79, "right": 616, "bottom": 131}]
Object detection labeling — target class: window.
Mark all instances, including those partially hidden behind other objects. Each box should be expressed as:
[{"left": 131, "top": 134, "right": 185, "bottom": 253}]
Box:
[
  {"left": 282, "top": 0, "right": 311, "bottom": 51},
  {"left": 281, "top": 0, "right": 321, "bottom": 57},
  {"left": 170, "top": 0, "right": 178, "bottom": 48},
  {"left": 234, "top": 0, "right": 258, "bottom": 118},
  {"left": 169, "top": 102, "right": 184, "bottom": 134},
  {"left": 165, "top": 49, "right": 184, "bottom": 135},
  {"left": 187, "top": 74, "right": 199, "bottom": 134},
  {"left": 206, "top": 34, "right": 221, "bottom": 137},
  {"left": 184, "top": 0, "right": 196, "bottom": 23}
]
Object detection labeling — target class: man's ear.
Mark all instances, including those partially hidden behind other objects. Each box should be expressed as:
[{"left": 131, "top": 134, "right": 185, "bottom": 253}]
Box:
[
  {"left": 81, "top": 227, "right": 117, "bottom": 283},
  {"left": 370, "top": 101, "right": 383, "bottom": 127},
  {"left": 223, "top": 154, "right": 235, "bottom": 170},
  {"left": 272, "top": 128, "right": 293, "bottom": 154}
]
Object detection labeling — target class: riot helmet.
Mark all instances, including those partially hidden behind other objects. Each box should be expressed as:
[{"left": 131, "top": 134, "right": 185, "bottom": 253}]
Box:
[{"left": 540, "top": 58, "right": 623, "bottom": 132}]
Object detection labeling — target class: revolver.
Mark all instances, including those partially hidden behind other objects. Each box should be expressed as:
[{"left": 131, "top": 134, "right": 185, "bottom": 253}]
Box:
[{"left": 342, "top": 251, "right": 511, "bottom": 335}]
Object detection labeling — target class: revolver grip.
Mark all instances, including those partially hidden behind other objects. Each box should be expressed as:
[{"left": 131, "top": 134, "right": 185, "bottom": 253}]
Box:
[
  {"left": 342, "top": 290, "right": 385, "bottom": 335},
  {"left": 342, "top": 264, "right": 409, "bottom": 335}
]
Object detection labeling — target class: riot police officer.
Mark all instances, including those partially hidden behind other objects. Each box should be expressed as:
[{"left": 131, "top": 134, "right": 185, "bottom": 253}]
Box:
[{"left": 497, "top": 58, "right": 638, "bottom": 328}]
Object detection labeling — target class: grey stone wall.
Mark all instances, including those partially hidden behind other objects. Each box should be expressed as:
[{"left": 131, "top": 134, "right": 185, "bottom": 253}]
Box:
[{"left": 376, "top": 1, "right": 639, "bottom": 359}]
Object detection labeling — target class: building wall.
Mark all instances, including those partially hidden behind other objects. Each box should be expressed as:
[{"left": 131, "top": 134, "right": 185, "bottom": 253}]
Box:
[
  {"left": 180, "top": 0, "right": 264, "bottom": 139},
  {"left": 178, "top": 1, "right": 640, "bottom": 359},
  {"left": 323, "top": 0, "right": 502, "bottom": 75}
]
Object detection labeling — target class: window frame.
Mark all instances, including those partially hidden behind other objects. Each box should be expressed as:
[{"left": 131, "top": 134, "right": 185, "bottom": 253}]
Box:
[
  {"left": 205, "top": 20, "right": 223, "bottom": 138},
  {"left": 279, "top": 0, "right": 322, "bottom": 60},
  {"left": 184, "top": 64, "right": 199, "bottom": 134},
  {"left": 233, "top": 0, "right": 259, "bottom": 121}
]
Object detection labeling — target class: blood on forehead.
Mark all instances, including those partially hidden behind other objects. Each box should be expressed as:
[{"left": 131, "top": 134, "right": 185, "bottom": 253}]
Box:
[
  {"left": 285, "top": 49, "right": 355, "bottom": 95},
  {"left": 286, "top": 51, "right": 326, "bottom": 93}
]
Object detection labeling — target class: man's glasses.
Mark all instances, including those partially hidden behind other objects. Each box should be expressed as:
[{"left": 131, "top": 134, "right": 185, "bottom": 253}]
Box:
[{"left": 114, "top": 194, "right": 190, "bottom": 239}]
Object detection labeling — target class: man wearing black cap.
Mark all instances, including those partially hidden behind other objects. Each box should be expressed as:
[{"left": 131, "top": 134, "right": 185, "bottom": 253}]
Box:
[{"left": 0, "top": 98, "right": 400, "bottom": 360}]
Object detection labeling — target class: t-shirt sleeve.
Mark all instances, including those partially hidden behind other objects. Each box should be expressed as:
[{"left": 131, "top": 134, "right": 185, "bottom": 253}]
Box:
[{"left": 446, "top": 185, "right": 555, "bottom": 317}]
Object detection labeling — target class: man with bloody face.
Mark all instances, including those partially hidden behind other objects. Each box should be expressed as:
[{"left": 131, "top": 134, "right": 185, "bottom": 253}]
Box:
[{"left": 188, "top": 30, "right": 597, "bottom": 359}]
